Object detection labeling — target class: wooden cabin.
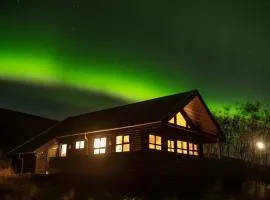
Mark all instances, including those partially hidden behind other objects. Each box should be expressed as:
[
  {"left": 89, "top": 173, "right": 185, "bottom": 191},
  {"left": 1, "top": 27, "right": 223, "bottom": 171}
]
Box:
[{"left": 10, "top": 90, "right": 226, "bottom": 176}]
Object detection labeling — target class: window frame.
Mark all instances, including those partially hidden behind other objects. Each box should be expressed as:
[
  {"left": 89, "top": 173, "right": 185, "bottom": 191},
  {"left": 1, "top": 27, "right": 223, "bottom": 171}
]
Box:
[
  {"left": 176, "top": 140, "right": 188, "bottom": 154},
  {"left": 149, "top": 134, "right": 162, "bottom": 150},
  {"left": 59, "top": 143, "right": 67, "bottom": 157},
  {"left": 75, "top": 140, "right": 85, "bottom": 149},
  {"left": 93, "top": 137, "right": 107, "bottom": 154},
  {"left": 167, "top": 140, "right": 175, "bottom": 152},
  {"left": 177, "top": 140, "right": 199, "bottom": 156},
  {"left": 116, "top": 135, "right": 130, "bottom": 152}
]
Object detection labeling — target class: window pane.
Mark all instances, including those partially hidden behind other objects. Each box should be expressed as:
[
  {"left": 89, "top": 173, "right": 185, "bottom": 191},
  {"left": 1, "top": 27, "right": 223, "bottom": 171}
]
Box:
[
  {"left": 94, "top": 138, "right": 100, "bottom": 148},
  {"left": 189, "top": 151, "right": 194, "bottom": 155},
  {"left": 189, "top": 143, "right": 193, "bottom": 150},
  {"left": 123, "top": 135, "right": 129, "bottom": 143},
  {"left": 100, "top": 137, "right": 106, "bottom": 147},
  {"left": 149, "top": 135, "right": 155, "bottom": 144},
  {"left": 116, "top": 136, "right": 122, "bottom": 145},
  {"left": 167, "top": 140, "right": 171, "bottom": 148},
  {"left": 177, "top": 141, "right": 182, "bottom": 148},
  {"left": 80, "top": 141, "right": 85, "bottom": 149},
  {"left": 123, "top": 144, "right": 130, "bottom": 152},
  {"left": 194, "top": 144, "right": 198, "bottom": 151},
  {"left": 149, "top": 144, "right": 155, "bottom": 149},
  {"left": 194, "top": 151, "right": 199, "bottom": 156},
  {"left": 116, "top": 144, "right": 122, "bottom": 152},
  {"left": 171, "top": 141, "right": 174, "bottom": 148},
  {"left": 156, "top": 145, "right": 161, "bottom": 150},
  {"left": 61, "top": 144, "right": 67, "bottom": 157},
  {"left": 100, "top": 148, "right": 106, "bottom": 154},
  {"left": 183, "top": 150, "right": 187, "bottom": 154},
  {"left": 75, "top": 141, "right": 80, "bottom": 149},
  {"left": 156, "top": 136, "right": 161, "bottom": 145},
  {"left": 176, "top": 112, "right": 186, "bottom": 127},
  {"left": 168, "top": 117, "right": 175, "bottom": 124},
  {"left": 183, "top": 142, "right": 187, "bottom": 149},
  {"left": 177, "top": 149, "right": 183, "bottom": 154},
  {"left": 94, "top": 149, "right": 100, "bottom": 154}
]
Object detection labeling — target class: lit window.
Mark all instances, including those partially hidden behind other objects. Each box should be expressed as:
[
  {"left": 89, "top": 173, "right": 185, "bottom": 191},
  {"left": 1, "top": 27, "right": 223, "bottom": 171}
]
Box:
[
  {"left": 93, "top": 137, "right": 106, "bottom": 154},
  {"left": 168, "top": 117, "right": 175, "bottom": 124},
  {"left": 177, "top": 140, "right": 187, "bottom": 154},
  {"left": 149, "top": 135, "right": 162, "bottom": 150},
  {"left": 60, "top": 144, "right": 67, "bottom": 157},
  {"left": 75, "top": 140, "right": 85, "bottom": 149},
  {"left": 189, "top": 143, "right": 199, "bottom": 156},
  {"left": 168, "top": 140, "right": 174, "bottom": 152},
  {"left": 176, "top": 112, "right": 186, "bottom": 127},
  {"left": 116, "top": 135, "right": 130, "bottom": 152},
  {"left": 168, "top": 112, "right": 190, "bottom": 128}
]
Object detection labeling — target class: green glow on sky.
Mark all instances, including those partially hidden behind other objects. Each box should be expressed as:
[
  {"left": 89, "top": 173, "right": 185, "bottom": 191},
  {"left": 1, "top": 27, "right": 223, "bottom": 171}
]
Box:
[{"left": 0, "top": 48, "right": 187, "bottom": 102}]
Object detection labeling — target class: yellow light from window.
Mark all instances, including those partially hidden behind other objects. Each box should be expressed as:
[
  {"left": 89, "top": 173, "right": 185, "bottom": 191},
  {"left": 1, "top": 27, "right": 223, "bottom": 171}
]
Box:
[
  {"left": 183, "top": 150, "right": 188, "bottom": 154},
  {"left": 149, "top": 144, "right": 155, "bottom": 149},
  {"left": 176, "top": 112, "right": 186, "bottom": 127},
  {"left": 60, "top": 144, "right": 67, "bottom": 157},
  {"left": 75, "top": 141, "right": 80, "bottom": 149},
  {"left": 94, "top": 138, "right": 100, "bottom": 148},
  {"left": 189, "top": 151, "right": 194, "bottom": 155},
  {"left": 168, "top": 140, "right": 174, "bottom": 152},
  {"left": 156, "top": 136, "right": 161, "bottom": 145},
  {"left": 123, "top": 144, "right": 130, "bottom": 152},
  {"left": 100, "top": 137, "right": 106, "bottom": 147},
  {"left": 75, "top": 141, "right": 85, "bottom": 149},
  {"left": 156, "top": 145, "right": 161, "bottom": 150},
  {"left": 116, "top": 145, "right": 122, "bottom": 152},
  {"left": 189, "top": 143, "right": 193, "bottom": 150},
  {"left": 177, "top": 149, "right": 183, "bottom": 153},
  {"left": 194, "top": 151, "right": 199, "bottom": 156},
  {"left": 194, "top": 144, "right": 198, "bottom": 151},
  {"left": 116, "top": 135, "right": 130, "bottom": 152},
  {"left": 100, "top": 148, "right": 106, "bottom": 154},
  {"left": 116, "top": 136, "right": 122, "bottom": 144},
  {"left": 177, "top": 141, "right": 182, "bottom": 149},
  {"left": 94, "top": 137, "right": 106, "bottom": 154},
  {"left": 169, "top": 117, "right": 175, "bottom": 124},
  {"left": 183, "top": 141, "right": 187, "bottom": 149},
  {"left": 149, "top": 135, "right": 155, "bottom": 144},
  {"left": 124, "top": 135, "right": 129, "bottom": 143}
]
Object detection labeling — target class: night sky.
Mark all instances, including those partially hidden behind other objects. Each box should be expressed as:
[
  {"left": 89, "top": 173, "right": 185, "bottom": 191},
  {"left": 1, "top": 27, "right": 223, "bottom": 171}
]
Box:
[{"left": 0, "top": 0, "right": 269, "bottom": 119}]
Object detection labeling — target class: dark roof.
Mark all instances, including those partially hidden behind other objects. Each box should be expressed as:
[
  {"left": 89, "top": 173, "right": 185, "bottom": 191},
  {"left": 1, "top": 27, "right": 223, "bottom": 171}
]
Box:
[
  {"left": 10, "top": 90, "right": 225, "bottom": 154},
  {"left": 0, "top": 108, "right": 58, "bottom": 153},
  {"left": 46, "top": 90, "right": 197, "bottom": 137}
]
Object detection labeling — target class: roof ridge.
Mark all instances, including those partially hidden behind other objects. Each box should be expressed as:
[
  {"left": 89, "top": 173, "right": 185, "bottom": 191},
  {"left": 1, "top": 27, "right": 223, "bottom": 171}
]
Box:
[{"left": 68, "top": 89, "right": 197, "bottom": 119}]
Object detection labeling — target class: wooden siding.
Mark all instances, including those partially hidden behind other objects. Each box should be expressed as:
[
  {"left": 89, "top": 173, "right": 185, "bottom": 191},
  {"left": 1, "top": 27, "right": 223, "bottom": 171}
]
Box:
[
  {"left": 183, "top": 96, "right": 218, "bottom": 136},
  {"left": 36, "top": 125, "right": 212, "bottom": 174},
  {"left": 35, "top": 152, "right": 47, "bottom": 174}
]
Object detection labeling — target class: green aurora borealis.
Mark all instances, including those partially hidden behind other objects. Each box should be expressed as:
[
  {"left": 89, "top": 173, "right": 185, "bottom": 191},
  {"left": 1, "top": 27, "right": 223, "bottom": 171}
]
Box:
[{"left": 0, "top": 0, "right": 270, "bottom": 119}]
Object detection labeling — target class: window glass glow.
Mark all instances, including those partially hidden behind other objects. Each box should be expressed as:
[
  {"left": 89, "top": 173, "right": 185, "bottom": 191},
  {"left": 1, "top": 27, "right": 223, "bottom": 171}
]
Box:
[
  {"left": 177, "top": 141, "right": 199, "bottom": 156},
  {"left": 177, "top": 140, "right": 188, "bottom": 155},
  {"left": 168, "top": 112, "right": 190, "bottom": 128},
  {"left": 94, "top": 137, "right": 106, "bottom": 154},
  {"left": 75, "top": 140, "right": 85, "bottom": 149},
  {"left": 169, "top": 117, "right": 175, "bottom": 124},
  {"left": 168, "top": 140, "right": 175, "bottom": 152},
  {"left": 116, "top": 135, "right": 130, "bottom": 152},
  {"left": 60, "top": 144, "right": 67, "bottom": 157},
  {"left": 176, "top": 112, "right": 186, "bottom": 127},
  {"left": 149, "top": 134, "right": 162, "bottom": 150}
]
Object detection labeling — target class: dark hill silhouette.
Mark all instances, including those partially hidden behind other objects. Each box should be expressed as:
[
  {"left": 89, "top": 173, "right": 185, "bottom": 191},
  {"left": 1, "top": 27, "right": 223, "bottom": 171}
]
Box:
[{"left": 0, "top": 108, "right": 58, "bottom": 154}]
